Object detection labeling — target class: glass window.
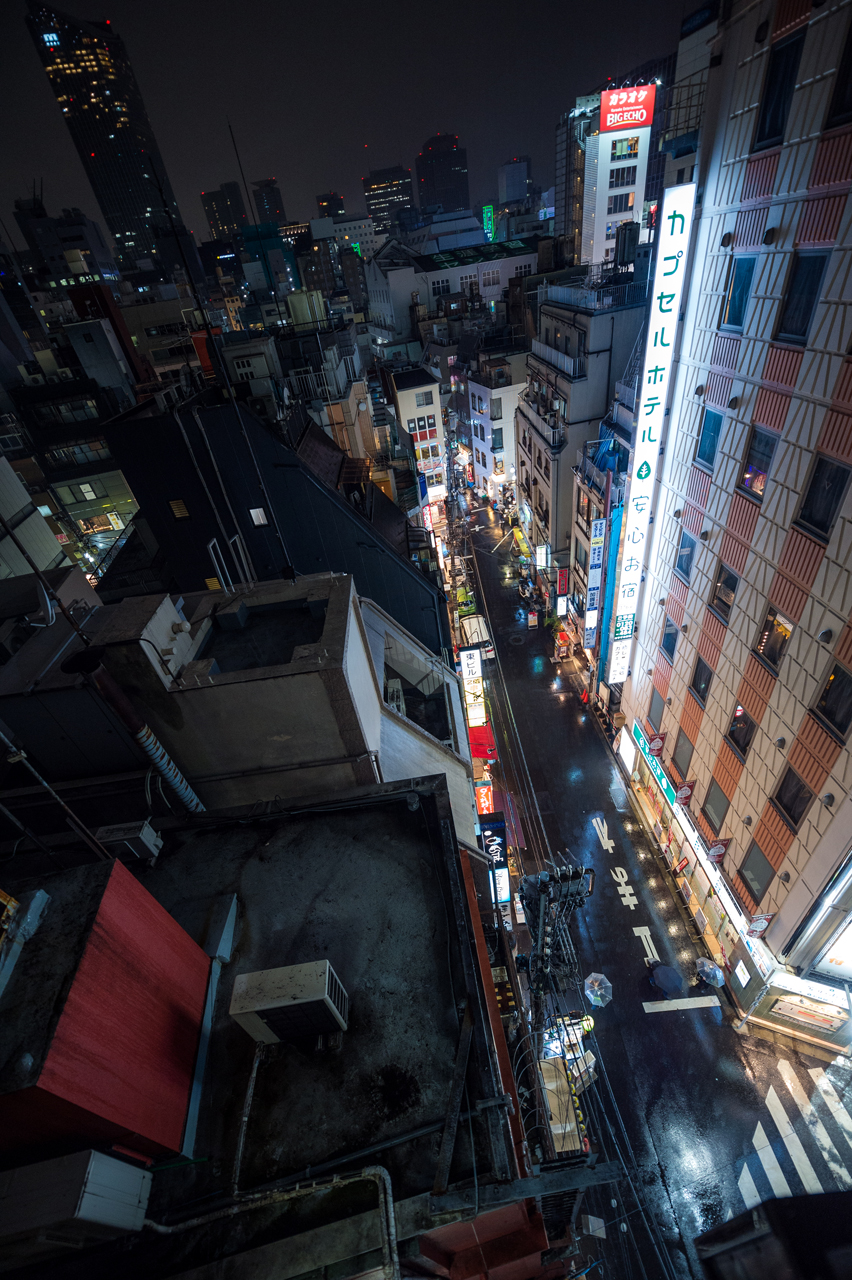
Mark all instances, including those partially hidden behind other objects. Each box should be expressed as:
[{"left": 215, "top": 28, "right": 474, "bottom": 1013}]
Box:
[
  {"left": 415, "top": 390, "right": 434, "bottom": 407},
  {"left": 703, "top": 779, "right": 730, "bottom": 834},
  {"left": 774, "top": 766, "right": 814, "bottom": 828},
  {"left": 727, "top": 704, "right": 757, "bottom": 758},
  {"left": 796, "top": 456, "right": 850, "bottom": 540},
  {"left": 649, "top": 686, "right": 666, "bottom": 732},
  {"left": 696, "top": 409, "right": 723, "bottom": 470},
  {"left": 777, "top": 253, "right": 829, "bottom": 345},
  {"left": 611, "top": 137, "right": 639, "bottom": 160},
  {"left": 710, "top": 564, "right": 739, "bottom": 623},
  {"left": 691, "top": 656, "right": 713, "bottom": 704},
  {"left": 577, "top": 490, "right": 590, "bottom": 525},
  {"left": 431, "top": 278, "right": 450, "bottom": 297},
  {"left": 609, "top": 165, "right": 637, "bottom": 189},
  {"left": 675, "top": 530, "right": 697, "bottom": 582},
  {"left": 815, "top": 663, "right": 852, "bottom": 737},
  {"left": 753, "top": 31, "right": 805, "bottom": 151},
  {"left": 672, "top": 728, "right": 694, "bottom": 778},
  {"left": 740, "top": 840, "right": 775, "bottom": 904},
  {"left": 826, "top": 21, "right": 852, "bottom": 129},
  {"left": 490, "top": 397, "right": 502, "bottom": 421},
  {"left": 755, "top": 606, "right": 793, "bottom": 668},
  {"left": 607, "top": 192, "right": 635, "bottom": 215},
  {"left": 575, "top": 540, "right": 588, "bottom": 573},
  {"left": 721, "top": 256, "right": 756, "bottom": 330},
  {"left": 491, "top": 427, "right": 503, "bottom": 451},
  {"left": 661, "top": 615, "right": 679, "bottom": 662},
  {"left": 740, "top": 427, "right": 777, "bottom": 499},
  {"left": 407, "top": 419, "right": 416, "bottom": 432}
]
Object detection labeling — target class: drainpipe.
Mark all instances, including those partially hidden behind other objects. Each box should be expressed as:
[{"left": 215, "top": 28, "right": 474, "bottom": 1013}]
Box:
[{"left": 61, "top": 648, "right": 206, "bottom": 814}]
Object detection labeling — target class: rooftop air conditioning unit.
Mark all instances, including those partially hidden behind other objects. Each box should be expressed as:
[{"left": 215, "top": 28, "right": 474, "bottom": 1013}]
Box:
[{"left": 229, "top": 960, "right": 349, "bottom": 1045}]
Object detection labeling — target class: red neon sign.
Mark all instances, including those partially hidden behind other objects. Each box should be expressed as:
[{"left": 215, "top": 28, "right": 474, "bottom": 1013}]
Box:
[{"left": 600, "top": 84, "right": 656, "bottom": 133}]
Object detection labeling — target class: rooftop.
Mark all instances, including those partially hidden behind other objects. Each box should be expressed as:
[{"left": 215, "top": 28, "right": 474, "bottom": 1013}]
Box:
[{"left": 412, "top": 238, "right": 540, "bottom": 272}]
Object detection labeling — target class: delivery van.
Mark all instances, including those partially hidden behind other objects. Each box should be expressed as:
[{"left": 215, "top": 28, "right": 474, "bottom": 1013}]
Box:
[{"left": 461, "top": 613, "right": 495, "bottom": 659}]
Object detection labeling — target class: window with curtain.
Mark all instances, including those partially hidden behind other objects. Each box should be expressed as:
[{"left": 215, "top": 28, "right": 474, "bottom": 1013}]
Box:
[
  {"left": 696, "top": 409, "right": 723, "bottom": 470},
  {"left": 739, "top": 428, "right": 777, "bottom": 500},
  {"left": 777, "top": 253, "right": 829, "bottom": 345},
  {"left": 752, "top": 30, "right": 805, "bottom": 150},
  {"left": 721, "top": 256, "right": 756, "bottom": 330}
]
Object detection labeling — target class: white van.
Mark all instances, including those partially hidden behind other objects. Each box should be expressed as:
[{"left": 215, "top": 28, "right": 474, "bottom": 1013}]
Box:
[{"left": 461, "top": 613, "right": 495, "bottom": 659}]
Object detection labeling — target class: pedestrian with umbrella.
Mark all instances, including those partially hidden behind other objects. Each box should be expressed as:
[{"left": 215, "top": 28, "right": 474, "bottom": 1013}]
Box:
[{"left": 648, "top": 960, "right": 683, "bottom": 999}]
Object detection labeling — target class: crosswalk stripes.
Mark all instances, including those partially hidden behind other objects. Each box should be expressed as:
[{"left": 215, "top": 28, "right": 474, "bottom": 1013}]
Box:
[{"left": 737, "top": 1060, "right": 852, "bottom": 1209}]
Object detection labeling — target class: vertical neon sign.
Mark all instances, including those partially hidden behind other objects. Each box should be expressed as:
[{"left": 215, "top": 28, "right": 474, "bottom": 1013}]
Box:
[{"left": 608, "top": 183, "right": 696, "bottom": 684}]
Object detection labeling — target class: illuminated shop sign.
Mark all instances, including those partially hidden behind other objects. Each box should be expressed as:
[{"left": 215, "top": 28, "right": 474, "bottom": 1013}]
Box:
[
  {"left": 609, "top": 183, "right": 696, "bottom": 684},
  {"left": 583, "top": 518, "right": 606, "bottom": 648},
  {"left": 600, "top": 84, "right": 657, "bottom": 133},
  {"left": 483, "top": 205, "right": 495, "bottom": 242}
]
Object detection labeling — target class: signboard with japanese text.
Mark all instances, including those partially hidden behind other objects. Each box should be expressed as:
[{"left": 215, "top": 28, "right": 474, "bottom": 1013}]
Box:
[
  {"left": 706, "top": 838, "right": 731, "bottom": 864},
  {"left": 483, "top": 205, "right": 495, "bottom": 242},
  {"left": 557, "top": 568, "right": 568, "bottom": 596},
  {"left": 535, "top": 543, "right": 550, "bottom": 569},
  {"left": 528, "top": 611, "right": 538, "bottom": 628},
  {"left": 747, "top": 913, "right": 775, "bottom": 939},
  {"left": 556, "top": 595, "right": 568, "bottom": 617},
  {"left": 600, "top": 84, "right": 657, "bottom": 133},
  {"left": 609, "top": 184, "right": 696, "bottom": 685},
  {"left": 482, "top": 812, "right": 510, "bottom": 902},
  {"left": 675, "top": 779, "right": 697, "bottom": 806},
  {"left": 632, "top": 719, "right": 676, "bottom": 807},
  {"left": 648, "top": 733, "right": 666, "bottom": 758},
  {"left": 464, "top": 676, "right": 487, "bottom": 726},
  {"left": 459, "top": 647, "right": 482, "bottom": 680},
  {"left": 475, "top": 782, "right": 494, "bottom": 815},
  {"left": 583, "top": 518, "right": 606, "bottom": 647}
]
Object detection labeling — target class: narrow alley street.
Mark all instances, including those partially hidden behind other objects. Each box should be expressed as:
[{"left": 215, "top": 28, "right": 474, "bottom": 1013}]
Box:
[{"left": 466, "top": 504, "right": 852, "bottom": 1280}]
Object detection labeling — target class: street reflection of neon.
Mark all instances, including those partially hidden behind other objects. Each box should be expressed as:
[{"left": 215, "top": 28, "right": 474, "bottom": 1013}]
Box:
[{"left": 533, "top": 656, "right": 544, "bottom": 673}]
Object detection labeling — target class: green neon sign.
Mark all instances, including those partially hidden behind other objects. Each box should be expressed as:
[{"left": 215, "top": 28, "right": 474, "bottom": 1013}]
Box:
[
  {"left": 632, "top": 721, "right": 676, "bottom": 807},
  {"left": 483, "top": 205, "right": 494, "bottom": 242},
  {"left": 352, "top": 242, "right": 362, "bottom": 257}
]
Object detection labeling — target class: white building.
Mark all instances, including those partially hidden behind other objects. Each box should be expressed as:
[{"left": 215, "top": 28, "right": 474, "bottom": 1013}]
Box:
[
  {"left": 391, "top": 368, "right": 446, "bottom": 503},
  {"left": 366, "top": 239, "right": 541, "bottom": 343},
  {"left": 468, "top": 353, "right": 526, "bottom": 502}
]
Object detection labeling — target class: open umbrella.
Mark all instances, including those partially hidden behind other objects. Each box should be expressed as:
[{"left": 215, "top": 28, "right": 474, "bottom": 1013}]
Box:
[
  {"left": 696, "top": 956, "right": 726, "bottom": 987},
  {"left": 650, "top": 963, "right": 683, "bottom": 998},
  {"left": 584, "top": 973, "right": 612, "bottom": 1008}
]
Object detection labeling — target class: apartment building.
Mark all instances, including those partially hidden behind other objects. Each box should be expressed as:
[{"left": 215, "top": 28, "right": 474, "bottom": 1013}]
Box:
[
  {"left": 468, "top": 352, "right": 526, "bottom": 501},
  {"left": 614, "top": 0, "right": 852, "bottom": 1055},
  {"left": 514, "top": 277, "right": 646, "bottom": 584}
]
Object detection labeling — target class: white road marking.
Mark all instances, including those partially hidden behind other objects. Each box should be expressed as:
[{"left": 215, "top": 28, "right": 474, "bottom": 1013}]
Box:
[
  {"left": 765, "top": 1085, "right": 823, "bottom": 1194},
  {"left": 777, "top": 1060, "right": 852, "bottom": 1189},
  {"left": 752, "top": 1120, "right": 792, "bottom": 1198},
  {"left": 809, "top": 1069, "right": 852, "bottom": 1156},
  {"left": 593, "top": 816, "right": 615, "bottom": 851},
  {"left": 610, "top": 866, "right": 638, "bottom": 909},
  {"left": 642, "top": 996, "right": 720, "bottom": 1012},
  {"left": 737, "top": 1164, "right": 761, "bottom": 1209},
  {"left": 633, "top": 925, "right": 661, "bottom": 964}
]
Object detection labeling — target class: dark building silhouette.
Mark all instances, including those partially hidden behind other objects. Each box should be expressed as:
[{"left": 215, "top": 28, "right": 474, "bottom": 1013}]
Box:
[
  {"left": 14, "top": 194, "right": 119, "bottom": 282},
  {"left": 251, "top": 179, "right": 286, "bottom": 223},
  {"left": 362, "top": 166, "right": 415, "bottom": 233},
  {"left": 24, "top": 1, "right": 184, "bottom": 273},
  {"left": 415, "top": 134, "right": 470, "bottom": 214},
  {"left": 201, "top": 182, "right": 248, "bottom": 241},
  {"left": 317, "top": 191, "right": 345, "bottom": 218}
]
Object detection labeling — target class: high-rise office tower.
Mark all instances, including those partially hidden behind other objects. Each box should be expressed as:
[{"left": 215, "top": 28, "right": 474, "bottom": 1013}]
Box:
[
  {"left": 317, "top": 191, "right": 345, "bottom": 218},
  {"left": 24, "top": 1, "right": 184, "bottom": 274},
  {"left": 498, "top": 156, "right": 533, "bottom": 206},
  {"left": 201, "top": 182, "right": 248, "bottom": 241},
  {"left": 252, "top": 179, "right": 286, "bottom": 223},
  {"left": 362, "top": 167, "right": 415, "bottom": 233},
  {"left": 415, "top": 135, "right": 469, "bottom": 214}
]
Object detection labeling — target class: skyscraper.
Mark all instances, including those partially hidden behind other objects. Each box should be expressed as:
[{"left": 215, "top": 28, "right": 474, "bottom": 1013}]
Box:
[
  {"left": 252, "top": 179, "right": 286, "bottom": 224},
  {"left": 317, "top": 191, "right": 345, "bottom": 218},
  {"left": 497, "top": 156, "right": 533, "bottom": 206},
  {"left": 415, "top": 135, "right": 469, "bottom": 214},
  {"left": 362, "top": 166, "right": 415, "bottom": 233},
  {"left": 201, "top": 181, "right": 249, "bottom": 240},
  {"left": 24, "top": 1, "right": 184, "bottom": 273}
]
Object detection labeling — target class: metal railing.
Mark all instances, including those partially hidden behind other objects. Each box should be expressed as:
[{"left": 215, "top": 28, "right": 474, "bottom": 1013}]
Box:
[
  {"left": 538, "top": 279, "right": 648, "bottom": 312},
  {"left": 531, "top": 340, "right": 586, "bottom": 379}
]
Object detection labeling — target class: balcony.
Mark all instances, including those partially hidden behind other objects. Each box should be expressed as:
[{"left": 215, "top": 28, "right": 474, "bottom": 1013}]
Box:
[
  {"left": 575, "top": 444, "right": 626, "bottom": 508},
  {"left": 531, "top": 339, "right": 586, "bottom": 380},
  {"left": 538, "top": 280, "right": 647, "bottom": 312},
  {"left": 518, "top": 398, "right": 564, "bottom": 450}
]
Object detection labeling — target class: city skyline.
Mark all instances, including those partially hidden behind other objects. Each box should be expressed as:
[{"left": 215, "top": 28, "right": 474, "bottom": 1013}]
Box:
[{"left": 0, "top": 0, "right": 683, "bottom": 248}]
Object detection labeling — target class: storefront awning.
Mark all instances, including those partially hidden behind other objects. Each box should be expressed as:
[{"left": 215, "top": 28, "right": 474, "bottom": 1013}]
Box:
[
  {"left": 513, "top": 528, "right": 532, "bottom": 558},
  {"left": 468, "top": 722, "right": 498, "bottom": 760}
]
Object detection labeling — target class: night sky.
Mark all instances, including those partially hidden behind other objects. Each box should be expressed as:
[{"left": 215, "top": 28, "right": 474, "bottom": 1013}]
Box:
[{"left": 1, "top": 0, "right": 686, "bottom": 247}]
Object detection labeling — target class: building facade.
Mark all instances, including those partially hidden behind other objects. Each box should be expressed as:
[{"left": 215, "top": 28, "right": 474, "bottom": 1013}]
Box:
[
  {"left": 498, "top": 156, "right": 534, "bottom": 207},
  {"left": 362, "top": 166, "right": 416, "bottom": 233},
  {"left": 612, "top": 0, "right": 852, "bottom": 1056},
  {"left": 201, "top": 181, "right": 249, "bottom": 241},
  {"left": 316, "top": 191, "right": 345, "bottom": 217},
  {"left": 251, "top": 179, "right": 286, "bottom": 223},
  {"left": 416, "top": 134, "right": 470, "bottom": 213},
  {"left": 468, "top": 352, "right": 527, "bottom": 501},
  {"left": 25, "top": 1, "right": 184, "bottom": 273}
]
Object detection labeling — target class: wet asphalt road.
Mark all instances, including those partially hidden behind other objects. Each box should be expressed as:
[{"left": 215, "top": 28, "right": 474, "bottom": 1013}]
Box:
[{"left": 465, "top": 506, "right": 852, "bottom": 1280}]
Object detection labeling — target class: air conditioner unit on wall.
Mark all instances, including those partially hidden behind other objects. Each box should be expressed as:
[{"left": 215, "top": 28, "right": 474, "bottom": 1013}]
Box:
[{"left": 229, "top": 960, "right": 349, "bottom": 1044}]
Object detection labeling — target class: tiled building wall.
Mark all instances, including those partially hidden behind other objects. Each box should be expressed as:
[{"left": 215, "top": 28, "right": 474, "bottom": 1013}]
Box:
[{"left": 624, "top": 0, "right": 852, "bottom": 938}]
